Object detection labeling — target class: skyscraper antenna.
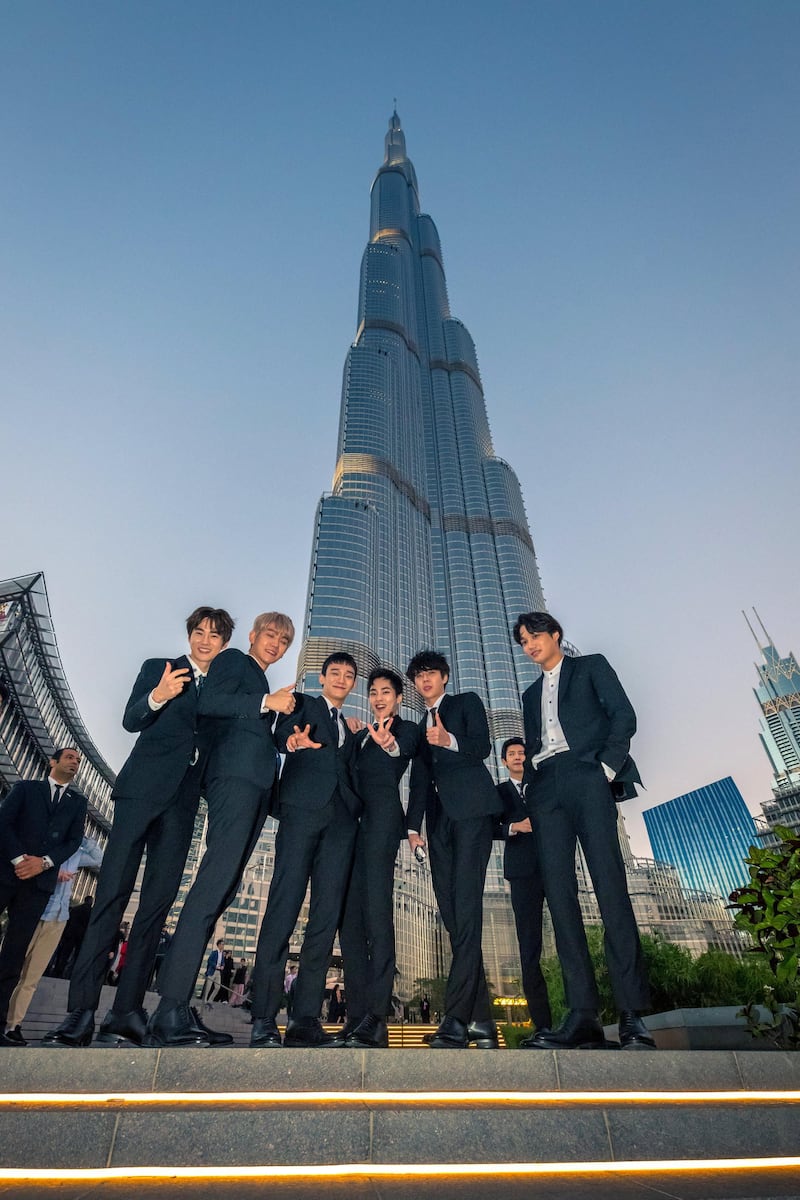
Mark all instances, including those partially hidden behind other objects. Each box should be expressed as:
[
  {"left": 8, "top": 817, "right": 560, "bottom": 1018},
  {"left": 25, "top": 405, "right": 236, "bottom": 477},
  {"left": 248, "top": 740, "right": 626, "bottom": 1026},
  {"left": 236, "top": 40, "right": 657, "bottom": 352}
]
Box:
[{"left": 742, "top": 609, "right": 762, "bottom": 652}]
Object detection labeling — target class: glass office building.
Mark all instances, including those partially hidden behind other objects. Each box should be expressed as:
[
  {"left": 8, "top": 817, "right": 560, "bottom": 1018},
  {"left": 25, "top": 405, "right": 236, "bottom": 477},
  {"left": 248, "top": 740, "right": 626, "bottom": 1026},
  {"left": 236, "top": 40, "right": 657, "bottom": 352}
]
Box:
[
  {"left": 746, "top": 610, "right": 800, "bottom": 844},
  {"left": 292, "top": 113, "right": 548, "bottom": 1002},
  {"left": 297, "top": 111, "right": 546, "bottom": 735},
  {"left": 642, "top": 777, "right": 757, "bottom": 902}
]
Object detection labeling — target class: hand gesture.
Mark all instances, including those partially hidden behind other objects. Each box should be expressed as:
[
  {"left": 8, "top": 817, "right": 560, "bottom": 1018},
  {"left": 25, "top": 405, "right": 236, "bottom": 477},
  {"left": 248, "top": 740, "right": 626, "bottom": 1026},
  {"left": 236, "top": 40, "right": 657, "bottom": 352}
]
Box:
[
  {"left": 345, "top": 716, "right": 365, "bottom": 734},
  {"left": 408, "top": 832, "right": 426, "bottom": 854},
  {"left": 512, "top": 817, "right": 533, "bottom": 835},
  {"left": 426, "top": 711, "right": 452, "bottom": 748},
  {"left": 264, "top": 685, "right": 296, "bottom": 715},
  {"left": 368, "top": 716, "right": 397, "bottom": 753},
  {"left": 57, "top": 869, "right": 76, "bottom": 882},
  {"left": 15, "top": 854, "right": 46, "bottom": 880},
  {"left": 286, "top": 723, "right": 322, "bottom": 752},
  {"left": 151, "top": 661, "right": 191, "bottom": 704}
]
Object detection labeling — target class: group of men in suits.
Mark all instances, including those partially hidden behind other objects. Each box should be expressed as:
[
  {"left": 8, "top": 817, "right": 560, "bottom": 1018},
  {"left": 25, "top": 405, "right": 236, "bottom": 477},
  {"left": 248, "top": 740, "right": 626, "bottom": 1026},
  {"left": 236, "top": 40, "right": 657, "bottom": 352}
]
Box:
[{"left": 5, "top": 600, "right": 653, "bottom": 1052}]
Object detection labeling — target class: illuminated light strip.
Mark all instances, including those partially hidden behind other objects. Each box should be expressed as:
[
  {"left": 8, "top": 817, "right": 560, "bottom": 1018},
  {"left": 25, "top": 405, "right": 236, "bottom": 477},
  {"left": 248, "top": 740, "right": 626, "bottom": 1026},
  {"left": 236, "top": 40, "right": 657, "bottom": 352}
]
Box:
[
  {"left": 0, "top": 1158, "right": 799, "bottom": 1183},
  {"left": 0, "top": 1088, "right": 799, "bottom": 1107}
]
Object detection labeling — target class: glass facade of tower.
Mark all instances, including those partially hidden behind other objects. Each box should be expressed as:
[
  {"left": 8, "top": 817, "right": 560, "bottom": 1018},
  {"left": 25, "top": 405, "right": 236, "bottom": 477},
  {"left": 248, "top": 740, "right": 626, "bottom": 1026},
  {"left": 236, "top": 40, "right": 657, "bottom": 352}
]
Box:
[
  {"left": 747, "top": 616, "right": 800, "bottom": 844},
  {"left": 294, "top": 114, "right": 548, "bottom": 1001},
  {"left": 642, "top": 777, "right": 757, "bottom": 902}
]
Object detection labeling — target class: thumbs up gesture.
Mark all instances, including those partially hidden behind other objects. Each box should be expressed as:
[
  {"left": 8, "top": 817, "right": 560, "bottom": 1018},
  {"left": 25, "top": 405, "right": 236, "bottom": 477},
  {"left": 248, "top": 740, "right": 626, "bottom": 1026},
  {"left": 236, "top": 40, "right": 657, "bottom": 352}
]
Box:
[{"left": 426, "top": 710, "right": 452, "bottom": 748}]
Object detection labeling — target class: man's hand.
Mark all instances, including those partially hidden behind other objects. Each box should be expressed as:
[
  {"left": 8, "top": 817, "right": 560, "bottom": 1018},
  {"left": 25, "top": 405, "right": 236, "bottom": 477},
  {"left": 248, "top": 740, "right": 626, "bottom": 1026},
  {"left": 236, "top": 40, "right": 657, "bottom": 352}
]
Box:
[
  {"left": 15, "top": 854, "right": 47, "bottom": 880},
  {"left": 151, "top": 662, "right": 191, "bottom": 704},
  {"left": 345, "top": 716, "right": 365, "bottom": 734},
  {"left": 408, "top": 832, "right": 426, "bottom": 854},
  {"left": 511, "top": 817, "right": 532, "bottom": 835},
  {"left": 368, "top": 716, "right": 397, "bottom": 752},
  {"left": 264, "top": 685, "right": 296, "bottom": 716},
  {"left": 426, "top": 711, "right": 452, "bottom": 748},
  {"left": 286, "top": 723, "right": 322, "bottom": 752},
  {"left": 57, "top": 869, "right": 76, "bottom": 883}
]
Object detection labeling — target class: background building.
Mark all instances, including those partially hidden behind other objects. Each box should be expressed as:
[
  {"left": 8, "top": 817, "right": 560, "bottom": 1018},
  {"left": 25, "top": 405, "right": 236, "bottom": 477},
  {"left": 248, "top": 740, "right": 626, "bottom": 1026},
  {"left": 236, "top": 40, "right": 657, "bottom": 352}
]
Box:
[
  {"left": 745, "top": 611, "right": 800, "bottom": 845},
  {"left": 642, "top": 776, "right": 756, "bottom": 902},
  {"left": 0, "top": 572, "right": 115, "bottom": 900}
]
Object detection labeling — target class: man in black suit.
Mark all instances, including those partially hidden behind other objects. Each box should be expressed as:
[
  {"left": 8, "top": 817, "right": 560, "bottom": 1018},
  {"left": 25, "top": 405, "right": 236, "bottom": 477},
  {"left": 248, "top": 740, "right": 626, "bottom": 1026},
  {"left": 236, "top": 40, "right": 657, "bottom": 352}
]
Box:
[
  {"left": 0, "top": 747, "right": 87, "bottom": 1046},
  {"left": 43, "top": 607, "right": 234, "bottom": 1049},
  {"left": 496, "top": 737, "right": 552, "bottom": 1038},
  {"left": 406, "top": 651, "right": 502, "bottom": 1050},
  {"left": 248, "top": 653, "right": 361, "bottom": 1049},
  {"left": 513, "top": 611, "right": 654, "bottom": 1050},
  {"left": 147, "top": 611, "right": 296, "bottom": 1047},
  {"left": 339, "top": 668, "right": 419, "bottom": 1048}
]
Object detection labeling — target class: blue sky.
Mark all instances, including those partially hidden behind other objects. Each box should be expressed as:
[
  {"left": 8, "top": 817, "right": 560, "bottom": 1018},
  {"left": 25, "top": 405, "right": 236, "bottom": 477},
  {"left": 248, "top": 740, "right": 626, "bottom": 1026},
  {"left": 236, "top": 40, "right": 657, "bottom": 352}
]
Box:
[{"left": 3, "top": 1, "right": 798, "bottom": 855}]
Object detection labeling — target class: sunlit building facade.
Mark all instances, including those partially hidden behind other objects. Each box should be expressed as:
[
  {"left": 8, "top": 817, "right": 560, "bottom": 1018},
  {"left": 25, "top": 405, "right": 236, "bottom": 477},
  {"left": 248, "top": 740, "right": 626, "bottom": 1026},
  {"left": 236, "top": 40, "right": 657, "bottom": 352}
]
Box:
[{"left": 745, "top": 611, "right": 800, "bottom": 846}]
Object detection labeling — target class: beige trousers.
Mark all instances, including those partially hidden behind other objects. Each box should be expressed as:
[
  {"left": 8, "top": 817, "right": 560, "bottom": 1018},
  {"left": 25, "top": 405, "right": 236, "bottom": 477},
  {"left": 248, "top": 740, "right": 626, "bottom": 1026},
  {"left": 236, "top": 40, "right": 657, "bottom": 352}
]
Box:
[{"left": 7, "top": 920, "right": 66, "bottom": 1029}]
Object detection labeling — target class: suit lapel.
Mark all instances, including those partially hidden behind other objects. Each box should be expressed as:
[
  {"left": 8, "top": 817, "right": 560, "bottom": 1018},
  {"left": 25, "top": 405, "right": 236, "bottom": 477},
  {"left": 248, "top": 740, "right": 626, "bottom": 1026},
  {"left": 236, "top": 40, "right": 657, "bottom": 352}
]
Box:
[{"left": 556, "top": 654, "right": 575, "bottom": 702}]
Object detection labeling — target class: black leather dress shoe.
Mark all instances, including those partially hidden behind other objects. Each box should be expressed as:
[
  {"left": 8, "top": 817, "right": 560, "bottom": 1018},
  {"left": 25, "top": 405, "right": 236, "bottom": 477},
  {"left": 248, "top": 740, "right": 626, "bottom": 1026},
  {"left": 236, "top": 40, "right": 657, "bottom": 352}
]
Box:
[
  {"left": 284, "top": 1018, "right": 338, "bottom": 1048},
  {"left": 345, "top": 1014, "right": 388, "bottom": 1048},
  {"left": 95, "top": 1008, "right": 148, "bottom": 1047},
  {"left": 144, "top": 1003, "right": 210, "bottom": 1048},
  {"left": 527, "top": 1010, "right": 606, "bottom": 1050},
  {"left": 429, "top": 1015, "right": 468, "bottom": 1049},
  {"left": 41, "top": 1008, "right": 96, "bottom": 1048},
  {"left": 250, "top": 1018, "right": 282, "bottom": 1048},
  {"left": 4, "top": 1025, "right": 27, "bottom": 1046},
  {"left": 467, "top": 1019, "right": 499, "bottom": 1049},
  {"left": 190, "top": 1006, "right": 233, "bottom": 1046},
  {"left": 618, "top": 1010, "right": 656, "bottom": 1050}
]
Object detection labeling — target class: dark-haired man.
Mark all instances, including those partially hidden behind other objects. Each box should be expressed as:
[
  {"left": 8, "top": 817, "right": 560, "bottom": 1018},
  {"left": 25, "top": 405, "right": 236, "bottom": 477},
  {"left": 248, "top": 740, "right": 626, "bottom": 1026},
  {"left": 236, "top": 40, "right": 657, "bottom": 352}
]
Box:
[
  {"left": 339, "top": 668, "right": 419, "bottom": 1048},
  {"left": 0, "top": 748, "right": 87, "bottom": 1046},
  {"left": 43, "top": 608, "right": 234, "bottom": 1049},
  {"left": 513, "top": 611, "right": 653, "bottom": 1050},
  {"left": 248, "top": 653, "right": 361, "bottom": 1049},
  {"left": 147, "top": 612, "right": 296, "bottom": 1047},
  {"left": 496, "top": 738, "right": 551, "bottom": 1038},
  {"left": 406, "top": 652, "right": 502, "bottom": 1050}
]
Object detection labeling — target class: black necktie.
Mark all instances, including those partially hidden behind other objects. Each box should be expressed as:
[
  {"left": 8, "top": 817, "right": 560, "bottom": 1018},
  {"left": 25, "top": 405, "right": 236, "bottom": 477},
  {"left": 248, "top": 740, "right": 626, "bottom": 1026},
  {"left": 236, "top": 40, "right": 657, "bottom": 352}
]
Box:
[
  {"left": 330, "top": 707, "right": 342, "bottom": 747},
  {"left": 428, "top": 707, "right": 437, "bottom": 726},
  {"left": 51, "top": 785, "right": 62, "bottom": 811},
  {"left": 196, "top": 674, "right": 205, "bottom": 694}
]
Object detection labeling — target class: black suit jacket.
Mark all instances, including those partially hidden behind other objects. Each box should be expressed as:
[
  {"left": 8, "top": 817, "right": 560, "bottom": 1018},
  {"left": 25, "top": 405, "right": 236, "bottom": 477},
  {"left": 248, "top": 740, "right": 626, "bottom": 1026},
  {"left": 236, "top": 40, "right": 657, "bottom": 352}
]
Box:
[
  {"left": 352, "top": 717, "right": 419, "bottom": 843},
  {"left": 199, "top": 648, "right": 278, "bottom": 789},
  {"left": 274, "top": 693, "right": 360, "bottom": 818},
  {"left": 114, "top": 654, "right": 205, "bottom": 803},
  {"left": 406, "top": 692, "right": 501, "bottom": 833},
  {"left": 0, "top": 779, "right": 86, "bottom": 893},
  {"left": 495, "top": 779, "right": 539, "bottom": 880},
  {"left": 521, "top": 653, "right": 642, "bottom": 800}
]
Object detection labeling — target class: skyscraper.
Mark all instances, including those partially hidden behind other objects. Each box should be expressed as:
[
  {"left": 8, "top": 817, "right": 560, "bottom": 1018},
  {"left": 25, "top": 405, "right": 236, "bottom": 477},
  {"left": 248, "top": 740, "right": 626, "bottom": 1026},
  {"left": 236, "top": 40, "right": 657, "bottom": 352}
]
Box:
[
  {"left": 293, "top": 112, "right": 548, "bottom": 1000},
  {"left": 297, "top": 112, "right": 545, "bottom": 734},
  {"left": 642, "top": 777, "right": 757, "bottom": 902},
  {"left": 745, "top": 610, "right": 800, "bottom": 841}
]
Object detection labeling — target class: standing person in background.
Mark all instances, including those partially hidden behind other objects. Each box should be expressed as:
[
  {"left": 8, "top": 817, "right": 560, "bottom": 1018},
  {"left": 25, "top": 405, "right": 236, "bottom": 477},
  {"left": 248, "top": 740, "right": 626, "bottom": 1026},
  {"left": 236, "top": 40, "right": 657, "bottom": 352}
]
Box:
[
  {"left": 4, "top": 835, "right": 103, "bottom": 1045},
  {"left": 43, "top": 607, "right": 234, "bottom": 1049},
  {"left": 217, "top": 950, "right": 234, "bottom": 1003},
  {"left": 495, "top": 737, "right": 551, "bottom": 1040},
  {"left": 0, "top": 748, "right": 87, "bottom": 1047},
  {"left": 230, "top": 960, "right": 248, "bottom": 1007},
  {"left": 406, "top": 652, "right": 502, "bottom": 1050},
  {"left": 513, "top": 611, "right": 654, "bottom": 1050}
]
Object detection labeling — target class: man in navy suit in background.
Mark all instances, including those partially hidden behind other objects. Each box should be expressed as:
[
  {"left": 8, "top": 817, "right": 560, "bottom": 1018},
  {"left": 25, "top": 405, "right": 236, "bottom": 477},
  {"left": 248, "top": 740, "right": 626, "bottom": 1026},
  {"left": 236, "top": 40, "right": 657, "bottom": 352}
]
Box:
[
  {"left": 514, "top": 611, "right": 654, "bottom": 1050},
  {"left": 43, "top": 607, "right": 234, "bottom": 1049},
  {"left": 495, "top": 737, "right": 551, "bottom": 1039},
  {"left": 0, "top": 747, "right": 87, "bottom": 1046}
]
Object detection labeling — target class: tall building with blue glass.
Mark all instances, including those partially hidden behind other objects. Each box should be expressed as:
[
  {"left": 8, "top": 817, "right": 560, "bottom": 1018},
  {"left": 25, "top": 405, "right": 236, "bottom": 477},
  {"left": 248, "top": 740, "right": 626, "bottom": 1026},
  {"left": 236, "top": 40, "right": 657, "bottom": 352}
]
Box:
[
  {"left": 642, "top": 777, "right": 757, "bottom": 902},
  {"left": 294, "top": 112, "right": 548, "bottom": 996},
  {"left": 297, "top": 112, "right": 546, "bottom": 737}
]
